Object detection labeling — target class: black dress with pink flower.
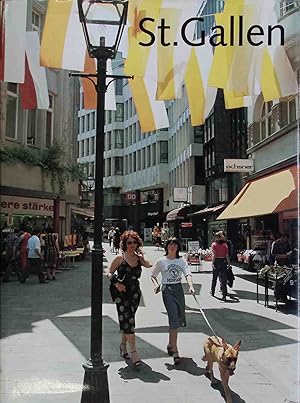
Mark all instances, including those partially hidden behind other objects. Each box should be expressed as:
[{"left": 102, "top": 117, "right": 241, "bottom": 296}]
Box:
[{"left": 113, "top": 258, "right": 142, "bottom": 334}]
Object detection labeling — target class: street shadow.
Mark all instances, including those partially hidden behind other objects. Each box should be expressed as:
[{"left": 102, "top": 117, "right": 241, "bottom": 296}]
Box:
[
  {"left": 0, "top": 259, "right": 145, "bottom": 340},
  {"left": 213, "top": 295, "right": 240, "bottom": 303},
  {"left": 232, "top": 289, "right": 265, "bottom": 301},
  {"left": 135, "top": 308, "right": 298, "bottom": 351},
  {"left": 182, "top": 283, "right": 202, "bottom": 295},
  {"left": 209, "top": 378, "right": 246, "bottom": 403},
  {"left": 165, "top": 357, "right": 206, "bottom": 377},
  {"left": 118, "top": 362, "right": 170, "bottom": 383},
  {"left": 53, "top": 315, "right": 169, "bottom": 363}
]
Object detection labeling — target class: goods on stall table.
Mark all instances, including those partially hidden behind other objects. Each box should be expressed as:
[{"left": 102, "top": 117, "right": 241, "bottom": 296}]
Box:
[{"left": 197, "top": 248, "right": 213, "bottom": 261}]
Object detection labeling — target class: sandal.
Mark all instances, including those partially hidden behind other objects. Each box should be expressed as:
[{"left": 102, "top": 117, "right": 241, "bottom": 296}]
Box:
[
  {"left": 130, "top": 350, "right": 142, "bottom": 367},
  {"left": 119, "top": 343, "right": 130, "bottom": 360},
  {"left": 167, "top": 344, "right": 174, "bottom": 356},
  {"left": 173, "top": 351, "right": 180, "bottom": 365}
]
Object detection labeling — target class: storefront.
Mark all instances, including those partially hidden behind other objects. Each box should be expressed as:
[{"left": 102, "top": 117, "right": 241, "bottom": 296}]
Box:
[
  {"left": 0, "top": 195, "right": 66, "bottom": 236},
  {"left": 122, "top": 188, "right": 165, "bottom": 238},
  {"left": 217, "top": 164, "right": 298, "bottom": 261}
]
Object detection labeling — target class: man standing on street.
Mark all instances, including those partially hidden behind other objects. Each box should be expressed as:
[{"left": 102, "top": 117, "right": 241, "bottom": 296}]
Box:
[{"left": 24, "top": 228, "right": 48, "bottom": 284}]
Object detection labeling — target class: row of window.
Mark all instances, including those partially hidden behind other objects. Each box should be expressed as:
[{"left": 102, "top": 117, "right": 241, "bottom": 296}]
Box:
[
  {"left": 252, "top": 97, "right": 297, "bottom": 146},
  {"left": 279, "top": 0, "right": 298, "bottom": 17},
  {"left": 6, "top": 84, "right": 54, "bottom": 147},
  {"left": 104, "top": 142, "right": 168, "bottom": 177},
  {"left": 78, "top": 112, "right": 96, "bottom": 134}
]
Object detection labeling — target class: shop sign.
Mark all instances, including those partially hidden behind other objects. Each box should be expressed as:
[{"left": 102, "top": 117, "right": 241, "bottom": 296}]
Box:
[
  {"left": 174, "top": 187, "right": 188, "bottom": 202},
  {"left": 147, "top": 211, "right": 159, "bottom": 217},
  {"left": 224, "top": 159, "right": 254, "bottom": 173},
  {"left": 124, "top": 192, "right": 137, "bottom": 204},
  {"left": 0, "top": 195, "right": 66, "bottom": 217},
  {"left": 140, "top": 188, "right": 162, "bottom": 203},
  {"left": 188, "top": 241, "right": 200, "bottom": 252},
  {"left": 181, "top": 222, "right": 193, "bottom": 228}
]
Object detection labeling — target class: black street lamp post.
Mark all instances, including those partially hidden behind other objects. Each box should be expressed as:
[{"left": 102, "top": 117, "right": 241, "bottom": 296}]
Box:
[{"left": 70, "top": 1, "right": 132, "bottom": 402}]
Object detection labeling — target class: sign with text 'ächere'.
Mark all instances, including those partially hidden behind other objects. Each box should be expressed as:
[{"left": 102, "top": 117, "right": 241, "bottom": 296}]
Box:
[{"left": 224, "top": 159, "right": 254, "bottom": 173}]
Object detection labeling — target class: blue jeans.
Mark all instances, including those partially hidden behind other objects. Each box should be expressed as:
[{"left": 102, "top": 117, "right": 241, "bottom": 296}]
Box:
[{"left": 211, "top": 258, "right": 227, "bottom": 298}]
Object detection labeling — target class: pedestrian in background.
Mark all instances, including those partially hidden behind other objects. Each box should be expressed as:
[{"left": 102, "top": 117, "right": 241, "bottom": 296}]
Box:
[
  {"left": 211, "top": 231, "right": 231, "bottom": 301},
  {"left": 151, "top": 237, "right": 195, "bottom": 365},
  {"left": 107, "top": 231, "right": 152, "bottom": 366},
  {"left": 25, "top": 228, "right": 48, "bottom": 284},
  {"left": 113, "top": 227, "right": 121, "bottom": 255},
  {"left": 108, "top": 226, "right": 116, "bottom": 252},
  {"left": 19, "top": 227, "right": 31, "bottom": 282},
  {"left": 41, "top": 227, "right": 59, "bottom": 281}
]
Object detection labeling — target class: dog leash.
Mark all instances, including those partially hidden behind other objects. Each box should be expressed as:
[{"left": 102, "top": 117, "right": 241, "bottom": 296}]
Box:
[{"left": 191, "top": 293, "right": 220, "bottom": 342}]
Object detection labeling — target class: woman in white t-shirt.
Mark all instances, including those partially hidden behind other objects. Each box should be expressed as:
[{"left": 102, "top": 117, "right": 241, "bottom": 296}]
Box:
[{"left": 151, "top": 238, "right": 195, "bottom": 364}]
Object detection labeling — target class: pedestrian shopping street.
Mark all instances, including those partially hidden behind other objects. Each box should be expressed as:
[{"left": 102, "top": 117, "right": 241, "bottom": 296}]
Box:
[{"left": 0, "top": 245, "right": 299, "bottom": 403}]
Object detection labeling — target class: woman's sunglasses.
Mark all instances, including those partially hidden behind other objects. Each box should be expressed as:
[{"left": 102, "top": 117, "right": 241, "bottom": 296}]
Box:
[{"left": 127, "top": 241, "right": 138, "bottom": 245}]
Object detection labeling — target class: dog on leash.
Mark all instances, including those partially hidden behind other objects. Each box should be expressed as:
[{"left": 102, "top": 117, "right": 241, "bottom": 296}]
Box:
[{"left": 202, "top": 336, "right": 241, "bottom": 403}]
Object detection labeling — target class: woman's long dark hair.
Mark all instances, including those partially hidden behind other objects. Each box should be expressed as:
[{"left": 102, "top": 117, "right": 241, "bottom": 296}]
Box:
[
  {"left": 164, "top": 237, "right": 181, "bottom": 258},
  {"left": 120, "top": 230, "right": 143, "bottom": 252}
]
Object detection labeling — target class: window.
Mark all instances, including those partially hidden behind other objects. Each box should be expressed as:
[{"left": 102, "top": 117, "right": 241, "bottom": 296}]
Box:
[
  {"left": 32, "top": 10, "right": 41, "bottom": 34},
  {"left": 115, "top": 78, "right": 123, "bottom": 95},
  {"left": 137, "top": 150, "right": 140, "bottom": 170},
  {"left": 90, "top": 161, "right": 95, "bottom": 176},
  {"left": 27, "top": 110, "right": 37, "bottom": 145},
  {"left": 287, "top": 96, "right": 297, "bottom": 123},
  {"left": 115, "top": 130, "right": 123, "bottom": 148},
  {"left": 147, "top": 146, "right": 151, "bottom": 168},
  {"left": 107, "top": 131, "right": 112, "bottom": 150},
  {"left": 86, "top": 114, "right": 90, "bottom": 131},
  {"left": 129, "top": 154, "right": 132, "bottom": 173},
  {"left": 159, "top": 141, "right": 168, "bottom": 163},
  {"left": 115, "top": 103, "right": 124, "bottom": 122},
  {"left": 81, "top": 140, "right": 84, "bottom": 157},
  {"left": 152, "top": 143, "right": 156, "bottom": 165},
  {"left": 107, "top": 158, "right": 111, "bottom": 176},
  {"left": 85, "top": 138, "right": 90, "bottom": 156},
  {"left": 280, "top": 0, "right": 297, "bottom": 16},
  {"left": 260, "top": 101, "right": 273, "bottom": 141},
  {"left": 133, "top": 123, "right": 137, "bottom": 144},
  {"left": 82, "top": 116, "right": 85, "bottom": 132},
  {"left": 91, "top": 111, "right": 96, "bottom": 129},
  {"left": 124, "top": 128, "right": 128, "bottom": 147},
  {"left": 194, "top": 126, "right": 204, "bottom": 143},
  {"left": 114, "top": 157, "right": 123, "bottom": 175},
  {"left": 91, "top": 137, "right": 95, "bottom": 155},
  {"left": 129, "top": 98, "right": 132, "bottom": 117},
  {"left": 142, "top": 148, "right": 146, "bottom": 169},
  {"left": 137, "top": 122, "right": 141, "bottom": 142},
  {"left": 129, "top": 126, "right": 132, "bottom": 145},
  {"left": 46, "top": 94, "right": 54, "bottom": 147},
  {"left": 133, "top": 152, "right": 137, "bottom": 171},
  {"left": 107, "top": 110, "right": 112, "bottom": 124},
  {"left": 125, "top": 101, "right": 128, "bottom": 120},
  {"left": 6, "top": 83, "right": 18, "bottom": 139},
  {"left": 27, "top": 110, "right": 43, "bottom": 146}
]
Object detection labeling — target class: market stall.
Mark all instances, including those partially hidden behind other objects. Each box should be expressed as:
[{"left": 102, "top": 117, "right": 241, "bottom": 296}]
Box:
[{"left": 257, "top": 264, "right": 298, "bottom": 311}]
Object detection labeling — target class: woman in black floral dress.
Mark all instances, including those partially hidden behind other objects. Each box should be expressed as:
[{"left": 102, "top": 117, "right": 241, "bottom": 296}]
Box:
[{"left": 107, "top": 231, "right": 152, "bottom": 366}]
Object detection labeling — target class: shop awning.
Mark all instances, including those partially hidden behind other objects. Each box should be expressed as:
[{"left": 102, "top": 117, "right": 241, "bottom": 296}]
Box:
[
  {"left": 71, "top": 206, "right": 94, "bottom": 219},
  {"left": 166, "top": 207, "right": 187, "bottom": 221},
  {"left": 217, "top": 165, "right": 298, "bottom": 220},
  {"left": 191, "top": 204, "right": 226, "bottom": 216}
]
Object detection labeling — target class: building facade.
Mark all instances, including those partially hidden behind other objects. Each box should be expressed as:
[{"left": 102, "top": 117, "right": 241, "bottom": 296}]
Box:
[
  {"left": 0, "top": 0, "right": 80, "bottom": 242},
  {"left": 219, "top": 0, "right": 299, "bottom": 254}
]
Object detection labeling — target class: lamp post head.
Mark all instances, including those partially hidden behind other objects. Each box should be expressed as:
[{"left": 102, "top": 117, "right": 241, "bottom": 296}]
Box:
[
  {"left": 86, "top": 174, "right": 95, "bottom": 191},
  {"left": 77, "top": 0, "right": 128, "bottom": 60}
]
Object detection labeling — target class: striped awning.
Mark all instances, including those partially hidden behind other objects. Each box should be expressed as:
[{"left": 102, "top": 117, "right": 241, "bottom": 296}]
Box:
[
  {"left": 217, "top": 165, "right": 298, "bottom": 220},
  {"left": 166, "top": 207, "right": 187, "bottom": 221},
  {"left": 71, "top": 206, "right": 94, "bottom": 219}
]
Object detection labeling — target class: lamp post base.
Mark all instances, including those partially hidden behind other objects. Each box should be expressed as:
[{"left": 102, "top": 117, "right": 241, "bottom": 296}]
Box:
[{"left": 81, "top": 360, "right": 110, "bottom": 403}]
